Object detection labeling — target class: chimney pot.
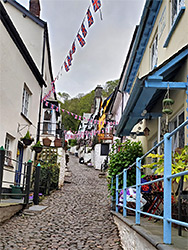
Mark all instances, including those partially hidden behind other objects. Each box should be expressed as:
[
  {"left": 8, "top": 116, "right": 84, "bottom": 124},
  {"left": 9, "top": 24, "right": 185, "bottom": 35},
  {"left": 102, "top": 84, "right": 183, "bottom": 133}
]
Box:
[{"left": 29, "top": 0, "right": 40, "bottom": 17}]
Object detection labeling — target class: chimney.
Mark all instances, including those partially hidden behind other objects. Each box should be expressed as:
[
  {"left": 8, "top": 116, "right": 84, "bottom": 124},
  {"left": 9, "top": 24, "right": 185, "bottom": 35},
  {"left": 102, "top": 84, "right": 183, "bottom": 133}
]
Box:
[
  {"left": 29, "top": 0, "right": 41, "bottom": 17},
  {"left": 95, "top": 85, "right": 103, "bottom": 98}
]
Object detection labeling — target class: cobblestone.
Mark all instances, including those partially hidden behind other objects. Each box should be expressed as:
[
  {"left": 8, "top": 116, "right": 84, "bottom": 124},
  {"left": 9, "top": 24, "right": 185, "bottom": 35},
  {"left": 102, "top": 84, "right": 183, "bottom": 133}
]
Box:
[{"left": 0, "top": 155, "right": 122, "bottom": 249}]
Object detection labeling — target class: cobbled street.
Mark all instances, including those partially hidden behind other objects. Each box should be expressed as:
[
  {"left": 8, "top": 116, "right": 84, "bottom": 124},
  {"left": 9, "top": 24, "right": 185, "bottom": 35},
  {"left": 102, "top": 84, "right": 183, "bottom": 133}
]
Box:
[{"left": 0, "top": 155, "right": 122, "bottom": 250}]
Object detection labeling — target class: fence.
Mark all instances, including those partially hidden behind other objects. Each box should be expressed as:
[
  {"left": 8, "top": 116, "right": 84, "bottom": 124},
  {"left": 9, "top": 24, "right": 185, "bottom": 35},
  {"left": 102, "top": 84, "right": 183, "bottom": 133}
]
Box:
[
  {"left": 113, "top": 119, "right": 188, "bottom": 245},
  {"left": 0, "top": 147, "right": 32, "bottom": 205}
]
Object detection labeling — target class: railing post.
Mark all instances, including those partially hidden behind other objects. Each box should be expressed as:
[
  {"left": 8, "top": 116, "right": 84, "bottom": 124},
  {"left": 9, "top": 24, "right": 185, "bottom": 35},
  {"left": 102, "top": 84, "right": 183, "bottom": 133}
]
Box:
[
  {"left": 24, "top": 160, "right": 32, "bottom": 206},
  {"left": 123, "top": 169, "right": 127, "bottom": 217},
  {"left": 33, "top": 163, "right": 41, "bottom": 205},
  {"left": 0, "top": 146, "right": 5, "bottom": 200},
  {"left": 163, "top": 133, "right": 172, "bottom": 244},
  {"left": 136, "top": 157, "right": 141, "bottom": 225},
  {"left": 116, "top": 175, "right": 119, "bottom": 213}
]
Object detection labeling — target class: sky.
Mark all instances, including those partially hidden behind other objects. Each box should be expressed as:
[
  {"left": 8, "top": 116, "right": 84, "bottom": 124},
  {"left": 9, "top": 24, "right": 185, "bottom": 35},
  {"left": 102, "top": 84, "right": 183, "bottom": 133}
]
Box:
[{"left": 18, "top": 0, "right": 145, "bottom": 98}]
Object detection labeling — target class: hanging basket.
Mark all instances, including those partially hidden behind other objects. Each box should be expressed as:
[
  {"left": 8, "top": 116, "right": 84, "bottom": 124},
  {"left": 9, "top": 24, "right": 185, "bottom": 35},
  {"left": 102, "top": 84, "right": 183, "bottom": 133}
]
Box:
[
  {"left": 33, "top": 146, "right": 43, "bottom": 153},
  {"left": 162, "top": 98, "right": 174, "bottom": 105},
  {"left": 43, "top": 137, "right": 51, "bottom": 147},
  {"left": 21, "top": 138, "right": 34, "bottom": 146},
  {"left": 162, "top": 108, "right": 173, "bottom": 115}
]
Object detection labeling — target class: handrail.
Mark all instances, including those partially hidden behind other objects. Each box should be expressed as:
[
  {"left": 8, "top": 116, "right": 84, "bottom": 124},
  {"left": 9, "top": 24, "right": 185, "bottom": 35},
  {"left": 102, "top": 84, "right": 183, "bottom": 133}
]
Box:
[{"left": 113, "top": 119, "right": 188, "bottom": 245}]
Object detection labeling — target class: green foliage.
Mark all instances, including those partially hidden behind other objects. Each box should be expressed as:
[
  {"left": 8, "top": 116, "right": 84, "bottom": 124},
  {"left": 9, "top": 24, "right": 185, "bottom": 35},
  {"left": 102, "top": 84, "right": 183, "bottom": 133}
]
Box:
[
  {"left": 58, "top": 80, "right": 119, "bottom": 132},
  {"left": 22, "top": 131, "right": 32, "bottom": 139},
  {"left": 33, "top": 153, "right": 60, "bottom": 195},
  {"left": 102, "top": 79, "right": 119, "bottom": 97},
  {"left": 58, "top": 90, "right": 95, "bottom": 131},
  {"left": 33, "top": 141, "right": 42, "bottom": 147},
  {"left": 142, "top": 146, "right": 188, "bottom": 184},
  {"left": 108, "top": 139, "right": 143, "bottom": 197},
  {"left": 69, "top": 139, "right": 77, "bottom": 147}
]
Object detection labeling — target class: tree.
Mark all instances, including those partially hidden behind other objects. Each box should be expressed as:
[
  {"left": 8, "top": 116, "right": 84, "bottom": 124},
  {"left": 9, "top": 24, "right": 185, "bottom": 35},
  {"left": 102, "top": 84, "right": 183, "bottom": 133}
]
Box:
[
  {"left": 102, "top": 79, "right": 119, "bottom": 97},
  {"left": 57, "top": 92, "right": 70, "bottom": 103}
]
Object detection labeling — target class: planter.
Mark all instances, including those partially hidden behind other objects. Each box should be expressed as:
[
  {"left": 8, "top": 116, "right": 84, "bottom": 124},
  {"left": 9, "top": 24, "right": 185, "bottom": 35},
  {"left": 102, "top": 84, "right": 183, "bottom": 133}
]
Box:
[
  {"left": 10, "top": 185, "right": 22, "bottom": 199},
  {"left": 54, "top": 138, "right": 62, "bottom": 147},
  {"left": 22, "top": 138, "right": 34, "bottom": 146},
  {"left": 43, "top": 137, "right": 51, "bottom": 147},
  {"left": 33, "top": 146, "right": 43, "bottom": 153}
]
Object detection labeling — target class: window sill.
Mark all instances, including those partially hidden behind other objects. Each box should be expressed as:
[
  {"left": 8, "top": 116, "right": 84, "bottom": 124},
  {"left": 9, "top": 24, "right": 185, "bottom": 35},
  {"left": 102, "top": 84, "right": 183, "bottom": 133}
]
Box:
[
  {"left": 21, "top": 112, "right": 32, "bottom": 125},
  {"left": 163, "top": 6, "right": 185, "bottom": 48},
  {"left": 4, "top": 163, "right": 14, "bottom": 169}
]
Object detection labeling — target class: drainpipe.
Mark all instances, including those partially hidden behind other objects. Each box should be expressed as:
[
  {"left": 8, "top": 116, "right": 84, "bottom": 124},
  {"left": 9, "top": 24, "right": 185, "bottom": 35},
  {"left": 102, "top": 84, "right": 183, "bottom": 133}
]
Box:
[
  {"left": 34, "top": 28, "right": 46, "bottom": 204},
  {"left": 36, "top": 28, "right": 46, "bottom": 143}
]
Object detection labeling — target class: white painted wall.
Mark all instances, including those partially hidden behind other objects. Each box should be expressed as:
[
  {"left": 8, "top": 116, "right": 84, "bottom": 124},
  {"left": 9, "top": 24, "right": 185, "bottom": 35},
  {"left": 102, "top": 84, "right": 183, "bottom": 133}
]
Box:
[
  {"left": 58, "top": 148, "right": 66, "bottom": 188},
  {"left": 0, "top": 2, "right": 55, "bottom": 188},
  {"left": 114, "top": 216, "right": 156, "bottom": 250},
  {"left": 93, "top": 144, "right": 106, "bottom": 170}
]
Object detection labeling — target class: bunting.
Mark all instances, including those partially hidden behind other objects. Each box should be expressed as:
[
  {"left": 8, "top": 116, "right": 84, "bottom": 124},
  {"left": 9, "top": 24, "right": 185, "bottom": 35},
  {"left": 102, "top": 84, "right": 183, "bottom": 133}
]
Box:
[
  {"left": 72, "top": 41, "right": 76, "bottom": 54},
  {"left": 87, "top": 8, "right": 94, "bottom": 27},
  {"left": 41, "top": 1, "right": 103, "bottom": 103},
  {"left": 92, "top": 0, "right": 101, "bottom": 12},
  {"left": 64, "top": 61, "right": 69, "bottom": 72},
  {"left": 77, "top": 33, "right": 86, "bottom": 47},
  {"left": 81, "top": 22, "right": 87, "bottom": 38}
]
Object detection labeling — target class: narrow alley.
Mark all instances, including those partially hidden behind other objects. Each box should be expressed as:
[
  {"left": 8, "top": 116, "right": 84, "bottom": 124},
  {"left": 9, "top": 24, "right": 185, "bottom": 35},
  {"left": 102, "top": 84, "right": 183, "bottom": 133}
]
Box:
[{"left": 0, "top": 155, "right": 122, "bottom": 250}]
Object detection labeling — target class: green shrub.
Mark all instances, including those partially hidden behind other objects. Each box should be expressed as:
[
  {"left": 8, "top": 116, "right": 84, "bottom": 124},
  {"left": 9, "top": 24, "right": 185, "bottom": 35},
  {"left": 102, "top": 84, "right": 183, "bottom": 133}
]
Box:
[{"left": 108, "top": 139, "right": 143, "bottom": 197}]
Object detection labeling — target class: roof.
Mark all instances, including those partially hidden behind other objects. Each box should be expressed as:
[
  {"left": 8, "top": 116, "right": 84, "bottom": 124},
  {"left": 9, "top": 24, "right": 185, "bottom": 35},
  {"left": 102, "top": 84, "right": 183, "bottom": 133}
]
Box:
[
  {"left": 0, "top": 2, "right": 47, "bottom": 87},
  {"left": 116, "top": 45, "right": 188, "bottom": 136},
  {"left": 122, "top": 0, "right": 162, "bottom": 93},
  {"left": 2, "top": 0, "right": 55, "bottom": 93}
]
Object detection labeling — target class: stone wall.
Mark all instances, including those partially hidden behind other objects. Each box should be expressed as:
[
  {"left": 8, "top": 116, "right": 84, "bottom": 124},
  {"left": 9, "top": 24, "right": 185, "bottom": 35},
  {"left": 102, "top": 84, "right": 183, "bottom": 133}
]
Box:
[
  {"left": 0, "top": 204, "right": 23, "bottom": 223},
  {"left": 113, "top": 214, "right": 156, "bottom": 250}
]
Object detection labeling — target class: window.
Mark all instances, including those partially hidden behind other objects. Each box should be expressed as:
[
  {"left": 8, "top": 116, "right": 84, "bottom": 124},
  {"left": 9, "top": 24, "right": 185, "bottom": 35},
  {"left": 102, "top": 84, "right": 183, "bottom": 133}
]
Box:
[
  {"left": 171, "top": 0, "right": 184, "bottom": 26},
  {"left": 169, "top": 111, "right": 184, "bottom": 151},
  {"left": 43, "top": 109, "right": 52, "bottom": 134},
  {"left": 22, "top": 86, "right": 30, "bottom": 117},
  {"left": 150, "top": 32, "right": 158, "bottom": 70},
  {"left": 4, "top": 135, "right": 13, "bottom": 166},
  {"left": 101, "top": 143, "right": 109, "bottom": 156}
]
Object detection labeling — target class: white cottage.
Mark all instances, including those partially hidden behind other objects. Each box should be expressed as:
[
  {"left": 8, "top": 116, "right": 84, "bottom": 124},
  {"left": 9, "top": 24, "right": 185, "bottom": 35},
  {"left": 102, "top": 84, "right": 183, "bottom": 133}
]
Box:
[{"left": 0, "top": 0, "right": 60, "bottom": 189}]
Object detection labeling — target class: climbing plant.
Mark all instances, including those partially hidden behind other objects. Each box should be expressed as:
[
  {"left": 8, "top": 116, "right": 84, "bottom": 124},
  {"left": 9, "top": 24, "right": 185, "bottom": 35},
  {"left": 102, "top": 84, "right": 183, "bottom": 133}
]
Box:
[{"left": 107, "top": 139, "right": 143, "bottom": 198}]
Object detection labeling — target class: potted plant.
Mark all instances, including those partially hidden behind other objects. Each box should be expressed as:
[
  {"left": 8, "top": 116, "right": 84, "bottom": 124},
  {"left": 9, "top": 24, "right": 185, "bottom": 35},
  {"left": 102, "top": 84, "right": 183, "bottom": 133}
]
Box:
[
  {"left": 32, "top": 141, "right": 43, "bottom": 153},
  {"left": 43, "top": 137, "right": 52, "bottom": 147},
  {"left": 21, "top": 131, "right": 34, "bottom": 146},
  {"left": 54, "top": 138, "right": 62, "bottom": 147}
]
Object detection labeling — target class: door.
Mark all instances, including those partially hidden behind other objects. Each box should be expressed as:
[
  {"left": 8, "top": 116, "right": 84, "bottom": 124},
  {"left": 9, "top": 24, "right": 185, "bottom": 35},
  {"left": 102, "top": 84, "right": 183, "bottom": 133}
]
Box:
[{"left": 15, "top": 142, "right": 24, "bottom": 185}]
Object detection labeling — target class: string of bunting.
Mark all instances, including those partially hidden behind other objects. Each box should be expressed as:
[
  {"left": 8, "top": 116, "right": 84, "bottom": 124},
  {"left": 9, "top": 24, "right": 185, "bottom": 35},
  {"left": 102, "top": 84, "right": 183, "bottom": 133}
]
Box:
[
  {"left": 42, "top": 1, "right": 102, "bottom": 104},
  {"left": 43, "top": 99, "right": 119, "bottom": 126},
  {"left": 57, "top": 0, "right": 102, "bottom": 76},
  {"left": 65, "top": 128, "right": 111, "bottom": 140}
]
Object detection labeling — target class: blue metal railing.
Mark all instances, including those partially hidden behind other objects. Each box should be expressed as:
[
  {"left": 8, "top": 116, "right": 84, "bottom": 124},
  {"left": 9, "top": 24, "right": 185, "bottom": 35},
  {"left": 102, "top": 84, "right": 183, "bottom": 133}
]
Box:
[{"left": 113, "top": 119, "right": 188, "bottom": 244}]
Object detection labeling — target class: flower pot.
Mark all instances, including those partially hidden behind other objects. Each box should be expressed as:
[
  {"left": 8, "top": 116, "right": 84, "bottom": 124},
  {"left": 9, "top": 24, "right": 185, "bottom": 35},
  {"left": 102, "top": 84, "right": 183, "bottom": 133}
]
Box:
[
  {"left": 43, "top": 137, "right": 51, "bottom": 147},
  {"left": 33, "top": 146, "right": 43, "bottom": 153},
  {"left": 54, "top": 138, "right": 62, "bottom": 147},
  {"left": 22, "top": 138, "right": 33, "bottom": 146}
]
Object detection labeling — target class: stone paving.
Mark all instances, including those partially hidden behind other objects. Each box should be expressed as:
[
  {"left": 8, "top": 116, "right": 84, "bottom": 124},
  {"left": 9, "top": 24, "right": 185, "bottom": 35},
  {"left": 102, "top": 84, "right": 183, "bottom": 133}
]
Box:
[{"left": 0, "top": 155, "right": 122, "bottom": 250}]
